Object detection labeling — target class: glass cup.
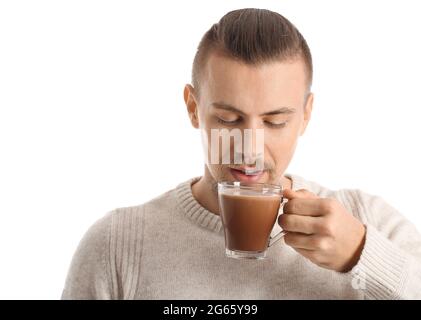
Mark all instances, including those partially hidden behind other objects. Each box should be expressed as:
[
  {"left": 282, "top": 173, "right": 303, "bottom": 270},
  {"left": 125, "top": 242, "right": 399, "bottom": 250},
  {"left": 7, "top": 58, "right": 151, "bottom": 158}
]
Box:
[{"left": 217, "top": 181, "right": 286, "bottom": 260}]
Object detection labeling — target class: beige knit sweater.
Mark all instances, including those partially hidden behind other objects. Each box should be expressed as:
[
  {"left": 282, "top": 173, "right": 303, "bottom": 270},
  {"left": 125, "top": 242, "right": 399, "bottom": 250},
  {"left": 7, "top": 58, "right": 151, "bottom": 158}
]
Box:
[{"left": 61, "top": 173, "right": 421, "bottom": 299}]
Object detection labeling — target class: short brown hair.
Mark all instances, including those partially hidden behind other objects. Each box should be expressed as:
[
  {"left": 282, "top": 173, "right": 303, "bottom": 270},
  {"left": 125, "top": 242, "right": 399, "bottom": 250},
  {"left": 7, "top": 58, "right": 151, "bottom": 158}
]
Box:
[{"left": 192, "top": 8, "right": 313, "bottom": 96}]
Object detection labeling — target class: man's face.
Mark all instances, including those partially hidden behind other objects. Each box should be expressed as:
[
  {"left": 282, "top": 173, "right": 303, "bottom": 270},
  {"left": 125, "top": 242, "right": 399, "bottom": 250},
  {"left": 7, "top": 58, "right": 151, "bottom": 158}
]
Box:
[{"left": 185, "top": 52, "right": 313, "bottom": 186}]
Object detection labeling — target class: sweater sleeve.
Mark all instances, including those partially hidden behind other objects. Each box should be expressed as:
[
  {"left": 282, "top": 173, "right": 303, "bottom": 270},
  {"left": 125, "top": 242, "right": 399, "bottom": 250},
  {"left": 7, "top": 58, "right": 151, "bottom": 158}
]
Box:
[
  {"left": 349, "top": 190, "right": 421, "bottom": 299},
  {"left": 61, "top": 211, "right": 114, "bottom": 300}
]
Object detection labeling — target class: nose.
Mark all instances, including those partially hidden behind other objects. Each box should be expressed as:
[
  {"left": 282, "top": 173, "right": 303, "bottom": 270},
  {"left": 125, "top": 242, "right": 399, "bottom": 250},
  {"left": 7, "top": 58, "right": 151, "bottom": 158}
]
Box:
[{"left": 234, "top": 124, "right": 265, "bottom": 168}]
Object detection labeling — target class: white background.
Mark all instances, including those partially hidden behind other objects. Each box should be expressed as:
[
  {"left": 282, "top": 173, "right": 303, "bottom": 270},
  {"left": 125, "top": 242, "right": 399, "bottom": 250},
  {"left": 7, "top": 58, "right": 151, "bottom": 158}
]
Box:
[{"left": 1, "top": 0, "right": 420, "bottom": 299}]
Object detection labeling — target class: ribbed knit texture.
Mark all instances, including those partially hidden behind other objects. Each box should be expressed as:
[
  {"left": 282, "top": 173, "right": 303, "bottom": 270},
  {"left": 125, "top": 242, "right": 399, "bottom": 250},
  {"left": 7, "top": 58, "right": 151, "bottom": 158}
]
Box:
[
  {"left": 350, "top": 225, "right": 408, "bottom": 299},
  {"left": 175, "top": 177, "right": 223, "bottom": 233},
  {"left": 61, "top": 173, "right": 421, "bottom": 299}
]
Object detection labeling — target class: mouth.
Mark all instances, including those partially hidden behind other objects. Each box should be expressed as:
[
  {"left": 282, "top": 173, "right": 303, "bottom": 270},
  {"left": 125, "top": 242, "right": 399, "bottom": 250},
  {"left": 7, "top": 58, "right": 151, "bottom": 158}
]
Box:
[{"left": 228, "top": 166, "right": 266, "bottom": 182}]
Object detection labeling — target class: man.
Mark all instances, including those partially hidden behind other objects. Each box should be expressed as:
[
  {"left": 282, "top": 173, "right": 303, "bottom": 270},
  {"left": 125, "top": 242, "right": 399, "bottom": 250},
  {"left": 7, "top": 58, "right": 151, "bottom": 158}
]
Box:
[{"left": 61, "top": 8, "right": 421, "bottom": 299}]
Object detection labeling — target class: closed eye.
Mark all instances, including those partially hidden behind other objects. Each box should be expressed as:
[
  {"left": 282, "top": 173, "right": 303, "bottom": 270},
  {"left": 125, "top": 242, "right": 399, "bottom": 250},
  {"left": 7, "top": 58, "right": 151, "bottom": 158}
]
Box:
[
  {"left": 264, "top": 121, "right": 287, "bottom": 129},
  {"left": 216, "top": 117, "right": 287, "bottom": 128},
  {"left": 217, "top": 117, "right": 242, "bottom": 126}
]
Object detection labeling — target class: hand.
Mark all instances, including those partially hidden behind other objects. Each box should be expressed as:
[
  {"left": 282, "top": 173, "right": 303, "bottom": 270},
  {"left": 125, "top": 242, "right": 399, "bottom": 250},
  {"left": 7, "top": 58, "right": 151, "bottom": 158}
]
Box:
[{"left": 278, "top": 189, "right": 366, "bottom": 272}]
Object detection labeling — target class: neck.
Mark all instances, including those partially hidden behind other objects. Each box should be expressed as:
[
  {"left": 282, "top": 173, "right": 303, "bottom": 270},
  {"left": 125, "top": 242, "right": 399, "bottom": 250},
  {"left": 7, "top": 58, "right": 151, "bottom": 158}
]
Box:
[{"left": 191, "top": 166, "right": 292, "bottom": 215}]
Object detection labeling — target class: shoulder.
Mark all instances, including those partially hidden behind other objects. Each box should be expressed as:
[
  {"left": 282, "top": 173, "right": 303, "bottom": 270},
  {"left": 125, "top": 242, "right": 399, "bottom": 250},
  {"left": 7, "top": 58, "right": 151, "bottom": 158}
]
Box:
[
  {"left": 62, "top": 210, "right": 115, "bottom": 299},
  {"left": 72, "top": 210, "right": 114, "bottom": 263},
  {"left": 63, "top": 183, "right": 182, "bottom": 299},
  {"left": 111, "top": 185, "right": 179, "bottom": 227},
  {"left": 93, "top": 182, "right": 181, "bottom": 238}
]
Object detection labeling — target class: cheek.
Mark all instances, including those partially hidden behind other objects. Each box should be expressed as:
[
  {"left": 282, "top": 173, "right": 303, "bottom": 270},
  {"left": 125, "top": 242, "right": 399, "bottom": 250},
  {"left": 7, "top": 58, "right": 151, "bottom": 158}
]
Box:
[
  {"left": 198, "top": 106, "right": 217, "bottom": 127},
  {"left": 265, "top": 122, "right": 300, "bottom": 148},
  {"left": 269, "top": 140, "right": 296, "bottom": 164},
  {"left": 265, "top": 127, "right": 300, "bottom": 163},
  {"left": 207, "top": 163, "right": 232, "bottom": 182}
]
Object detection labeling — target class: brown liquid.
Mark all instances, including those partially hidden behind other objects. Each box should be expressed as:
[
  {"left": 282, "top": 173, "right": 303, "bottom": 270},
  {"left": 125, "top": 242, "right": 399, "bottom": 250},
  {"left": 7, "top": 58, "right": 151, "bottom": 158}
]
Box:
[{"left": 218, "top": 192, "right": 281, "bottom": 252}]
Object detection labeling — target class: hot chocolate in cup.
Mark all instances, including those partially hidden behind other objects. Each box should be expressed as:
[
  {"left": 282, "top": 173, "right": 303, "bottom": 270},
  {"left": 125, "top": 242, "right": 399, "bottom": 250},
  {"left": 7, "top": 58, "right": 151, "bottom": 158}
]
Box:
[{"left": 218, "top": 181, "right": 286, "bottom": 260}]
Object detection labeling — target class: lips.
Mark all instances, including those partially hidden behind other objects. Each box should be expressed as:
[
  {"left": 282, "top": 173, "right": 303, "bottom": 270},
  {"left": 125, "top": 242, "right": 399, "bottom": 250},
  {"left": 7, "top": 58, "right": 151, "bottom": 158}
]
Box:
[
  {"left": 230, "top": 166, "right": 263, "bottom": 174},
  {"left": 229, "top": 167, "right": 265, "bottom": 182}
]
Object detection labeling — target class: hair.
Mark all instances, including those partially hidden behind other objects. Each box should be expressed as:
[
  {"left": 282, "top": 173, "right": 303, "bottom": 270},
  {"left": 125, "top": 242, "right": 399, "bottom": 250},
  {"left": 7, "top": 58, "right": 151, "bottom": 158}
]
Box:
[{"left": 191, "top": 8, "right": 313, "bottom": 96}]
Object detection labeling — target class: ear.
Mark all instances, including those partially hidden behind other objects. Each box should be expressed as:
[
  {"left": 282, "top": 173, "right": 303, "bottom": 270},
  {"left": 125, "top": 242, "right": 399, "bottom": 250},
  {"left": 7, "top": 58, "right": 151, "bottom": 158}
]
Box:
[
  {"left": 184, "top": 84, "right": 200, "bottom": 129},
  {"left": 300, "top": 92, "right": 314, "bottom": 136}
]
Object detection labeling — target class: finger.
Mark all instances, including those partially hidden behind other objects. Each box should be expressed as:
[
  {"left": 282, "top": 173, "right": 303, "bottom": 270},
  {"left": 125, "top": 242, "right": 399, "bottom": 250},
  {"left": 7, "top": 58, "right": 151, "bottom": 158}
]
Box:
[
  {"left": 283, "top": 188, "right": 318, "bottom": 200},
  {"left": 283, "top": 198, "right": 326, "bottom": 217},
  {"left": 278, "top": 214, "right": 320, "bottom": 234},
  {"left": 283, "top": 232, "right": 322, "bottom": 250}
]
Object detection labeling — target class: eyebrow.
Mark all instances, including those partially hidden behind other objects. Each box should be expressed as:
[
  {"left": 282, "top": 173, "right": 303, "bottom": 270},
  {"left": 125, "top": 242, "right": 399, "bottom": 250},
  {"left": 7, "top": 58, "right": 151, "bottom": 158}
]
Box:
[{"left": 210, "top": 102, "right": 296, "bottom": 116}]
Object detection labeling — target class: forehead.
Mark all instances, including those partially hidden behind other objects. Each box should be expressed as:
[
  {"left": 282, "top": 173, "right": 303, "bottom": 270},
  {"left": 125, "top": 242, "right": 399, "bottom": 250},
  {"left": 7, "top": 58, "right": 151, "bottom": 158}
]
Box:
[{"left": 201, "top": 52, "right": 308, "bottom": 111}]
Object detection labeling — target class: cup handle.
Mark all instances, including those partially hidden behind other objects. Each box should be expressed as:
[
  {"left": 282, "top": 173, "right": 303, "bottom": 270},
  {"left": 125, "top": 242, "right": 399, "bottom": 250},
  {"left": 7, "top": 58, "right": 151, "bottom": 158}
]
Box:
[{"left": 268, "top": 196, "right": 288, "bottom": 247}]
